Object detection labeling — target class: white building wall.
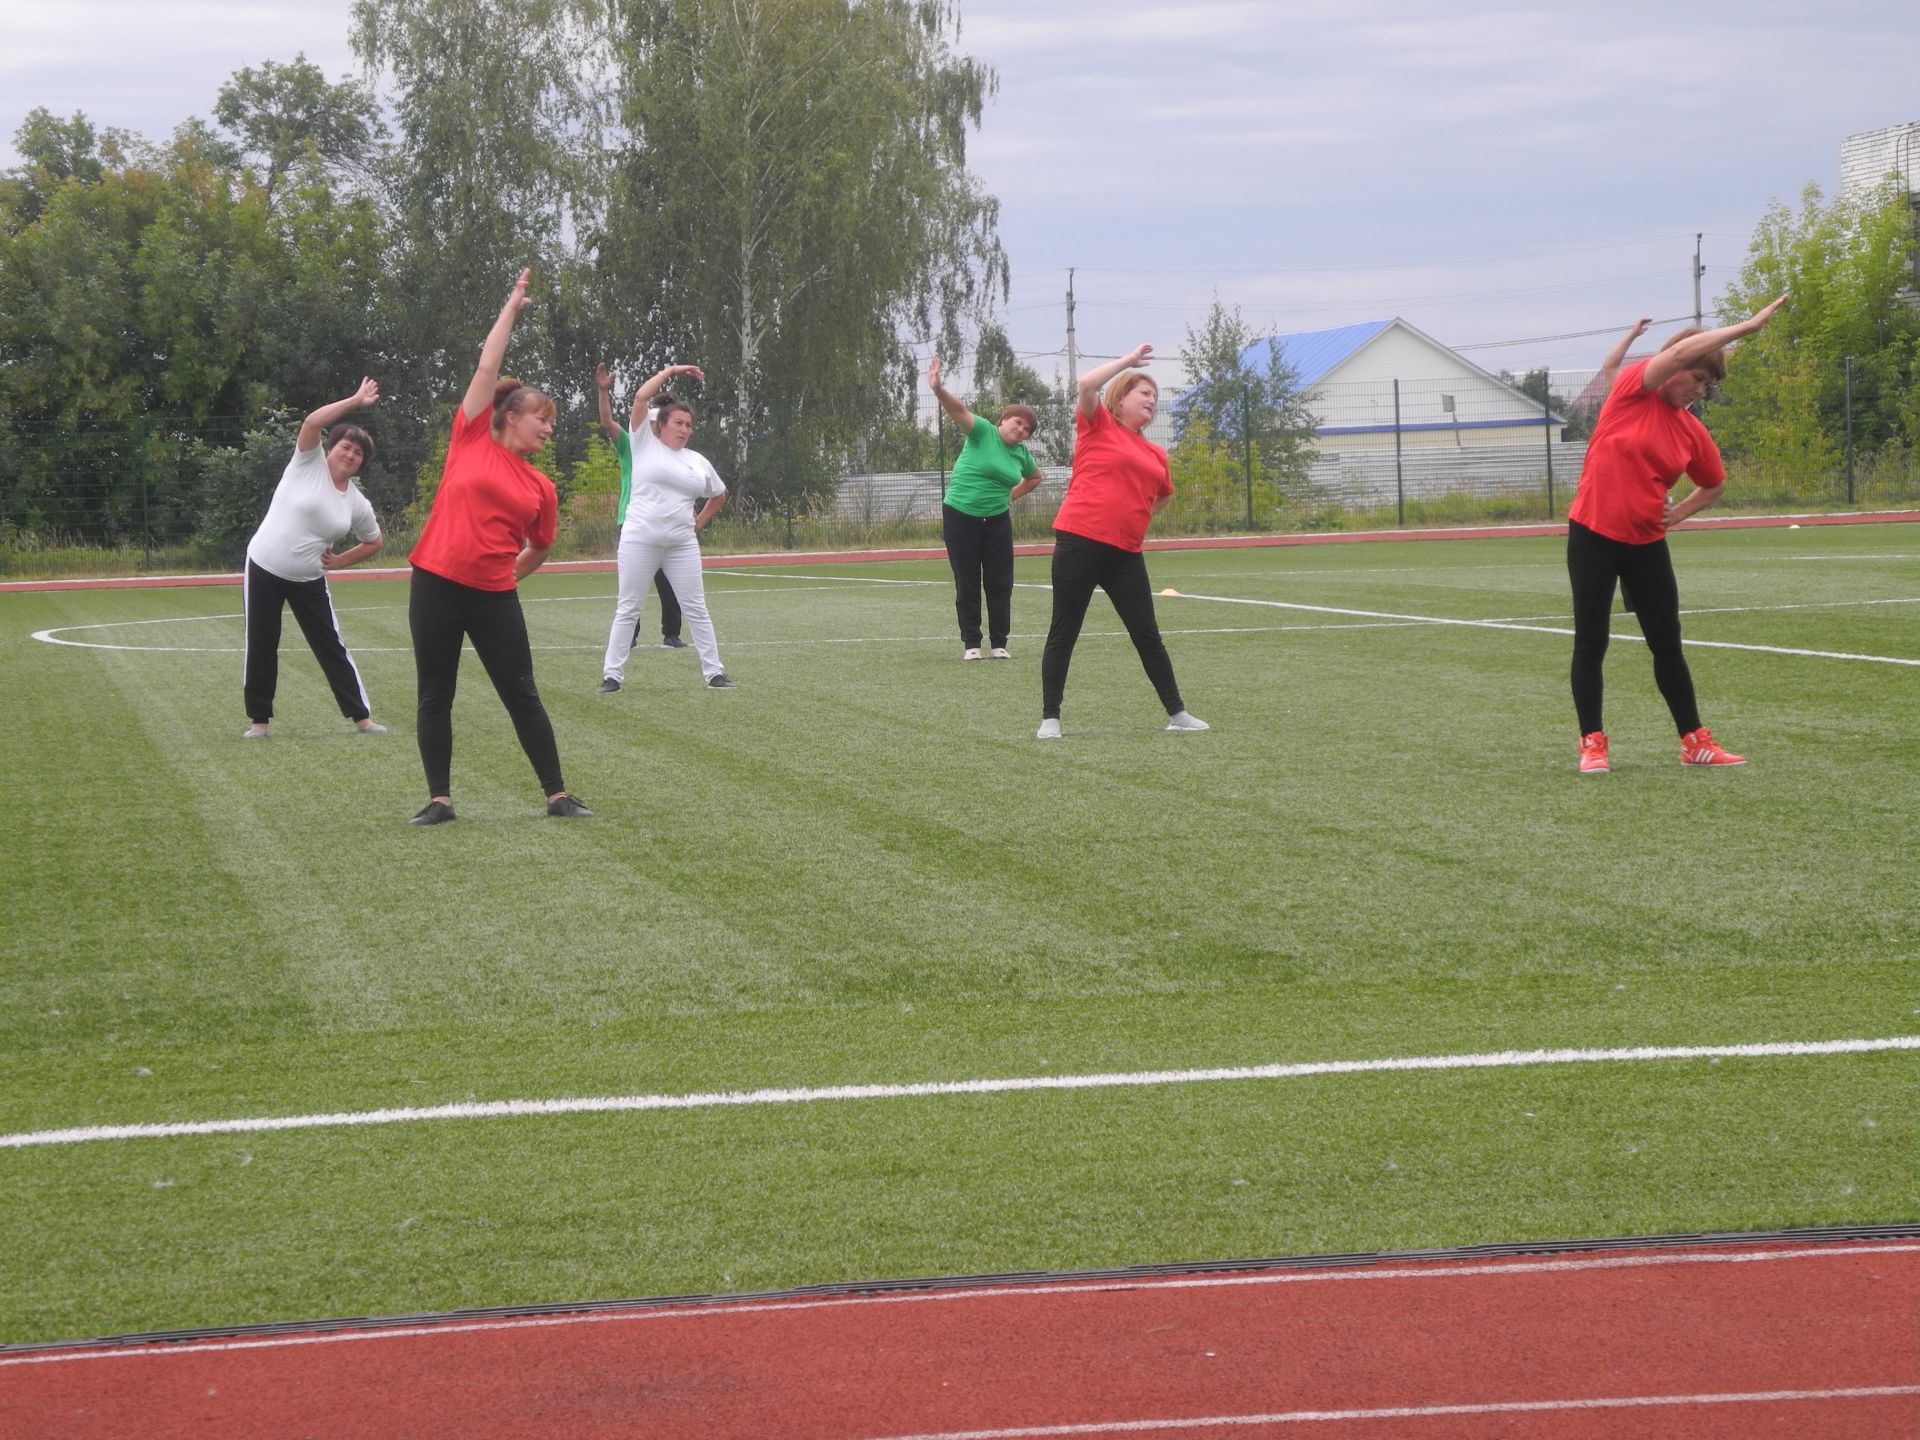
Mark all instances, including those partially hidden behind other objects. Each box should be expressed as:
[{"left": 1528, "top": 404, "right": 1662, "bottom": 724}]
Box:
[{"left": 1840, "top": 121, "right": 1920, "bottom": 199}]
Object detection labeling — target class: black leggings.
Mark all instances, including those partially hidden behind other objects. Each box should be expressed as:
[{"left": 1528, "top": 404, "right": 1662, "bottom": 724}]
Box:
[
  {"left": 409, "top": 566, "right": 565, "bottom": 799},
  {"left": 942, "top": 505, "right": 1015, "bottom": 648},
  {"left": 242, "top": 560, "right": 371, "bottom": 723},
  {"left": 1567, "top": 519, "right": 1700, "bottom": 737},
  {"left": 1040, "top": 529, "right": 1184, "bottom": 720}
]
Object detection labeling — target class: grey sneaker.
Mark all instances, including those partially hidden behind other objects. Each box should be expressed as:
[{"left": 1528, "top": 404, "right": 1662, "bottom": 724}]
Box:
[
  {"left": 1036, "top": 718, "right": 1062, "bottom": 740},
  {"left": 596, "top": 677, "right": 622, "bottom": 694},
  {"left": 408, "top": 800, "right": 456, "bottom": 825},
  {"left": 546, "top": 793, "right": 594, "bottom": 818},
  {"left": 662, "top": 636, "right": 689, "bottom": 648},
  {"left": 707, "top": 673, "right": 736, "bottom": 690},
  {"left": 1165, "top": 711, "right": 1211, "bottom": 732}
]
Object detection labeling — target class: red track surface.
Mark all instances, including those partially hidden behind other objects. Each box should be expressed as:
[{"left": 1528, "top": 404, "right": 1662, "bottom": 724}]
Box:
[
  {"left": 4, "top": 510, "right": 1912, "bottom": 592},
  {"left": 5, "top": 1242, "right": 1915, "bottom": 1439}
]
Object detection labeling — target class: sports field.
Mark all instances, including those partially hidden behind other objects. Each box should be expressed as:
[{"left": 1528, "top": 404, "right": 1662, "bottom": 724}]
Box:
[{"left": 1, "top": 521, "right": 1914, "bottom": 1347}]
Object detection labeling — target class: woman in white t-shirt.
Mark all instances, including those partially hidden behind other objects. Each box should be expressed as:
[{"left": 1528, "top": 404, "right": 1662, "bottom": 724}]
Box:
[
  {"left": 598, "top": 364, "right": 733, "bottom": 692},
  {"left": 242, "top": 378, "right": 387, "bottom": 738}
]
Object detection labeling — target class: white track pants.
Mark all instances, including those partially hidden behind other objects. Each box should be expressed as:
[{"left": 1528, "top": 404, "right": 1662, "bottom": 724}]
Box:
[{"left": 603, "top": 530, "right": 723, "bottom": 682}]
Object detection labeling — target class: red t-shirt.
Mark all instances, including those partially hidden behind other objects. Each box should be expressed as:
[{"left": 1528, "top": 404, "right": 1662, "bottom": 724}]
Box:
[
  {"left": 410, "top": 407, "right": 560, "bottom": 591},
  {"left": 1569, "top": 360, "right": 1726, "bottom": 545},
  {"left": 1052, "top": 404, "right": 1173, "bottom": 552}
]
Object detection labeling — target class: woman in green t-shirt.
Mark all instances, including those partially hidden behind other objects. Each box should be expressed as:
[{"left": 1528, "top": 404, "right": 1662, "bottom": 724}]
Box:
[{"left": 928, "top": 356, "right": 1044, "bottom": 659}]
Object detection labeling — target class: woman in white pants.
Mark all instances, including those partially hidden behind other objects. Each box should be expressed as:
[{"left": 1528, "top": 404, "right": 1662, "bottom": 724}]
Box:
[{"left": 598, "top": 364, "right": 732, "bottom": 692}]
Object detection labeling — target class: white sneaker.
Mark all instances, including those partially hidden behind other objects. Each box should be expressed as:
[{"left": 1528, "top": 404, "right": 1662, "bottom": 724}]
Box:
[
  {"left": 962, "top": 648, "right": 982, "bottom": 661},
  {"left": 990, "top": 647, "right": 1011, "bottom": 659},
  {"left": 1035, "top": 718, "right": 1062, "bottom": 740},
  {"left": 356, "top": 721, "right": 388, "bottom": 735},
  {"left": 1165, "top": 711, "right": 1210, "bottom": 732},
  {"left": 241, "top": 725, "right": 269, "bottom": 740}
]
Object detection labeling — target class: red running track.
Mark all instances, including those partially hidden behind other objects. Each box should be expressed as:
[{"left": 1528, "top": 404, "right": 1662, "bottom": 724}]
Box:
[{"left": 3, "top": 1241, "right": 1916, "bottom": 1439}]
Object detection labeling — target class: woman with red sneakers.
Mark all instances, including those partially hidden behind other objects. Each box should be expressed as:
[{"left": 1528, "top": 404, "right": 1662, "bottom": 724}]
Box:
[
  {"left": 1566, "top": 295, "right": 1787, "bottom": 774},
  {"left": 405, "top": 268, "right": 591, "bottom": 824},
  {"left": 1036, "top": 343, "right": 1206, "bottom": 739}
]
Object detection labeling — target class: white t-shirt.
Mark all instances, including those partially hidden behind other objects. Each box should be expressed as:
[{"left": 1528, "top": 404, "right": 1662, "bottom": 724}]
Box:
[
  {"left": 246, "top": 444, "right": 381, "bottom": 583},
  {"left": 621, "top": 415, "right": 726, "bottom": 541}
]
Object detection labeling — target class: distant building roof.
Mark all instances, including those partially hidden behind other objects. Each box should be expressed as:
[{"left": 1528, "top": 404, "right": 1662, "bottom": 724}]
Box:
[{"left": 1236, "top": 319, "right": 1393, "bottom": 387}]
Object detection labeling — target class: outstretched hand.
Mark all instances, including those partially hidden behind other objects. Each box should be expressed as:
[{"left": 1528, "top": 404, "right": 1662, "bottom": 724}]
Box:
[
  {"left": 595, "top": 362, "right": 613, "bottom": 391},
  {"left": 506, "top": 268, "right": 532, "bottom": 314},
  {"left": 927, "top": 356, "right": 945, "bottom": 390},
  {"left": 664, "top": 363, "right": 705, "bottom": 384},
  {"left": 1749, "top": 293, "right": 1790, "bottom": 329},
  {"left": 352, "top": 376, "right": 380, "bottom": 407},
  {"left": 1629, "top": 317, "right": 1651, "bottom": 340},
  {"left": 1123, "top": 342, "right": 1154, "bottom": 368}
]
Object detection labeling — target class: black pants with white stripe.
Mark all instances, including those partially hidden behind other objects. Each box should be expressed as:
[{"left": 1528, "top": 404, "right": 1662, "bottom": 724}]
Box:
[
  {"left": 243, "top": 559, "right": 372, "bottom": 724},
  {"left": 409, "top": 566, "right": 565, "bottom": 799}
]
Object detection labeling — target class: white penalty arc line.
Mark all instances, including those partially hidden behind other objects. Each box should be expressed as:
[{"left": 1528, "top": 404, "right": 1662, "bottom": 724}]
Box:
[
  {"left": 4, "top": 1245, "right": 1917, "bottom": 1368},
  {"left": 1169, "top": 591, "right": 1920, "bottom": 666},
  {"left": 855, "top": 1386, "right": 1920, "bottom": 1440},
  {"left": 4, "top": 1037, "right": 1914, "bottom": 1150}
]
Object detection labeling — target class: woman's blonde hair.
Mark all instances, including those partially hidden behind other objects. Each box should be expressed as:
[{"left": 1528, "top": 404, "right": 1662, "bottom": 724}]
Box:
[
  {"left": 1101, "top": 370, "right": 1157, "bottom": 422},
  {"left": 491, "top": 377, "right": 556, "bottom": 433}
]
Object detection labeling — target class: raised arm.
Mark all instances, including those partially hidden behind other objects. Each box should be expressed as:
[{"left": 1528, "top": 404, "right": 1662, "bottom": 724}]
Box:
[
  {"left": 296, "top": 377, "right": 380, "bottom": 452},
  {"left": 1641, "top": 295, "right": 1788, "bottom": 392},
  {"left": 1078, "top": 344, "right": 1152, "bottom": 420},
  {"left": 461, "top": 269, "right": 532, "bottom": 422},
  {"left": 926, "top": 357, "right": 976, "bottom": 434},
  {"left": 594, "top": 364, "right": 621, "bottom": 442},
  {"left": 1599, "top": 318, "right": 1651, "bottom": 384},
  {"left": 629, "top": 364, "right": 705, "bottom": 430}
]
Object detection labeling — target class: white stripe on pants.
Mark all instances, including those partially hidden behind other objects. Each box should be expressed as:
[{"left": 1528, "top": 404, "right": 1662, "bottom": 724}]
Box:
[{"left": 602, "top": 529, "right": 723, "bottom": 682}]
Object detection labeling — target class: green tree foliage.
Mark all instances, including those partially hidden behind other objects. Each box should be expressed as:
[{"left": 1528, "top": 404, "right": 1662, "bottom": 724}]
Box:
[
  {"left": 1713, "top": 182, "right": 1919, "bottom": 493},
  {"left": 1174, "top": 298, "right": 1320, "bottom": 503},
  {"left": 602, "top": 0, "right": 1007, "bottom": 500},
  {"left": 213, "top": 55, "right": 385, "bottom": 209}
]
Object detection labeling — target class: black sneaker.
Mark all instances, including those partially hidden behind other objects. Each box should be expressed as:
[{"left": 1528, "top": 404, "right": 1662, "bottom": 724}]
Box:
[
  {"left": 706, "top": 673, "right": 736, "bottom": 689},
  {"left": 596, "top": 677, "right": 621, "bottom": 694},
  {"left": 662, "top": 636, "right": 689, "bottom": 649},
  {"left": 547, "top": 793, "right": 594, "bottom": 818},
  {"left": 409, "top": 800, "right": 456, "bottom": 826}
]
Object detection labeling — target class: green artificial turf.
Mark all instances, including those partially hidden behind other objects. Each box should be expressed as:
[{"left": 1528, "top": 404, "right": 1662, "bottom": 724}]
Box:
[{"left": 1, "top": 524, "right": 1914, "bottom": 1342}]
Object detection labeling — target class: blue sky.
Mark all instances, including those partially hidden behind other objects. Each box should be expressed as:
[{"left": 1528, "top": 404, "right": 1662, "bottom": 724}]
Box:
[{"left": 7, "top": 0, "right": 1916, "bottom": 382}]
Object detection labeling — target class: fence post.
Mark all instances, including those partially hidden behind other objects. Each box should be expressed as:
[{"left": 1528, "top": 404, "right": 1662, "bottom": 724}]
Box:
[
  {"left": 135, "top": 415, "right": 150, "bottom": 566},
  {"left": 1243, "top": 384, "right": 1255, "bottom": 529},
  {"left": 1392, "top": 379, "right": 1404, "bottom": 529},
  {"left": 1844, "top": 355, "right": 1855, "bottom": 504},
  {"left": 1543, "top": 387, "right": 1555, "bottom": 519},
  {"left": 936, "top": 408, "right": 946, "bottom": 490}
]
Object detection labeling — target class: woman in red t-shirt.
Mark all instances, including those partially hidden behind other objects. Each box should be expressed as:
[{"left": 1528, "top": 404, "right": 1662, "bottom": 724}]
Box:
[
  {"left": 406, "top": 269, "right": 591, "bottom": 824},
  {"left": 1036, "top": 343, "right": 1208, "bottom": 739},
  {"left": 1565, "top": 295, "right": 1786, "bottom": 774}
]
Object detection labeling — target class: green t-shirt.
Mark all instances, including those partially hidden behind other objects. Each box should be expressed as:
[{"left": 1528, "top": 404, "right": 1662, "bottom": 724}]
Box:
[
  {"left": 613, "top": 430, "right": 634, "bottom": 527},
  {"left": 943, "top": 415, "right": 1037, "bottom": 518}
]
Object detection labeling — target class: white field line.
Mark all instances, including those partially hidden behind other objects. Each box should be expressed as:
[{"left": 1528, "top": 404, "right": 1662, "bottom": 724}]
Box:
[
  {"left": 1170, "top": 591, "right": 1920, "bottom": 666},
  {"left": 857, "top": 1387, "right": 1920, "bottom": 1440},
  {"left": 4, "top": 1244, "right": 1916, "bottom": 1368},
  {"left": 4, "top": 1038, "right": 1915, "bottom": 1151}
]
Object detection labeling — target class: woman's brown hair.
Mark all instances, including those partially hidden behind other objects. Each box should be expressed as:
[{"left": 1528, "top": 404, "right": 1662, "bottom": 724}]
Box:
[
  {"left": 492, "top": 377, "right": 556, "bottom": 433},
  {"left": 998, "top": 402, "right": 1039, "bottom": 431},
  {"left": 324, "top": 425, "right": 376, "bottom": 469},
  {"left": 1657, "top": 328, "right": 1728, "bottom": 383}
]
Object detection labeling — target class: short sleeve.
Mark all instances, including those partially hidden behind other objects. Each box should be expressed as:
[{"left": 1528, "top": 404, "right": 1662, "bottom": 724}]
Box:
[
  {"left": 695, "top": 455, "right": 727, "bottom": 498},
  {"left": 529, "top": 480, "right": 559, "bottom": 549},
  {"left": 446, "top": 406, "right": 492, "bottom": 470},
  {"left": 349, "top": 488, "right": 381, "bottom": 543},
  {"left": 1688, "top": 424, "right": 1726, "bottom": 487}
]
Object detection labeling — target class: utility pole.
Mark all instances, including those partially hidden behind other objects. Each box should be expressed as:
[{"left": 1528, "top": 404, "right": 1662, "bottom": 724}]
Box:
[
  {"left": 1692, "top": 233, "right": 1704, "bottom": 330},
  {"left": 1065, "top": 267, "right": 1078, "bottom": 383}
]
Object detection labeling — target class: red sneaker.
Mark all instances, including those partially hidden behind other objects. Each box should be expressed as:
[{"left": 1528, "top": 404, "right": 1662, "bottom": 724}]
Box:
[
  {"left": 1579, "top": 731, "right": 1610, "bottom": 774},
  {"left": 1680, "top": 726, "right": 1746, "bottom": 766}
]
